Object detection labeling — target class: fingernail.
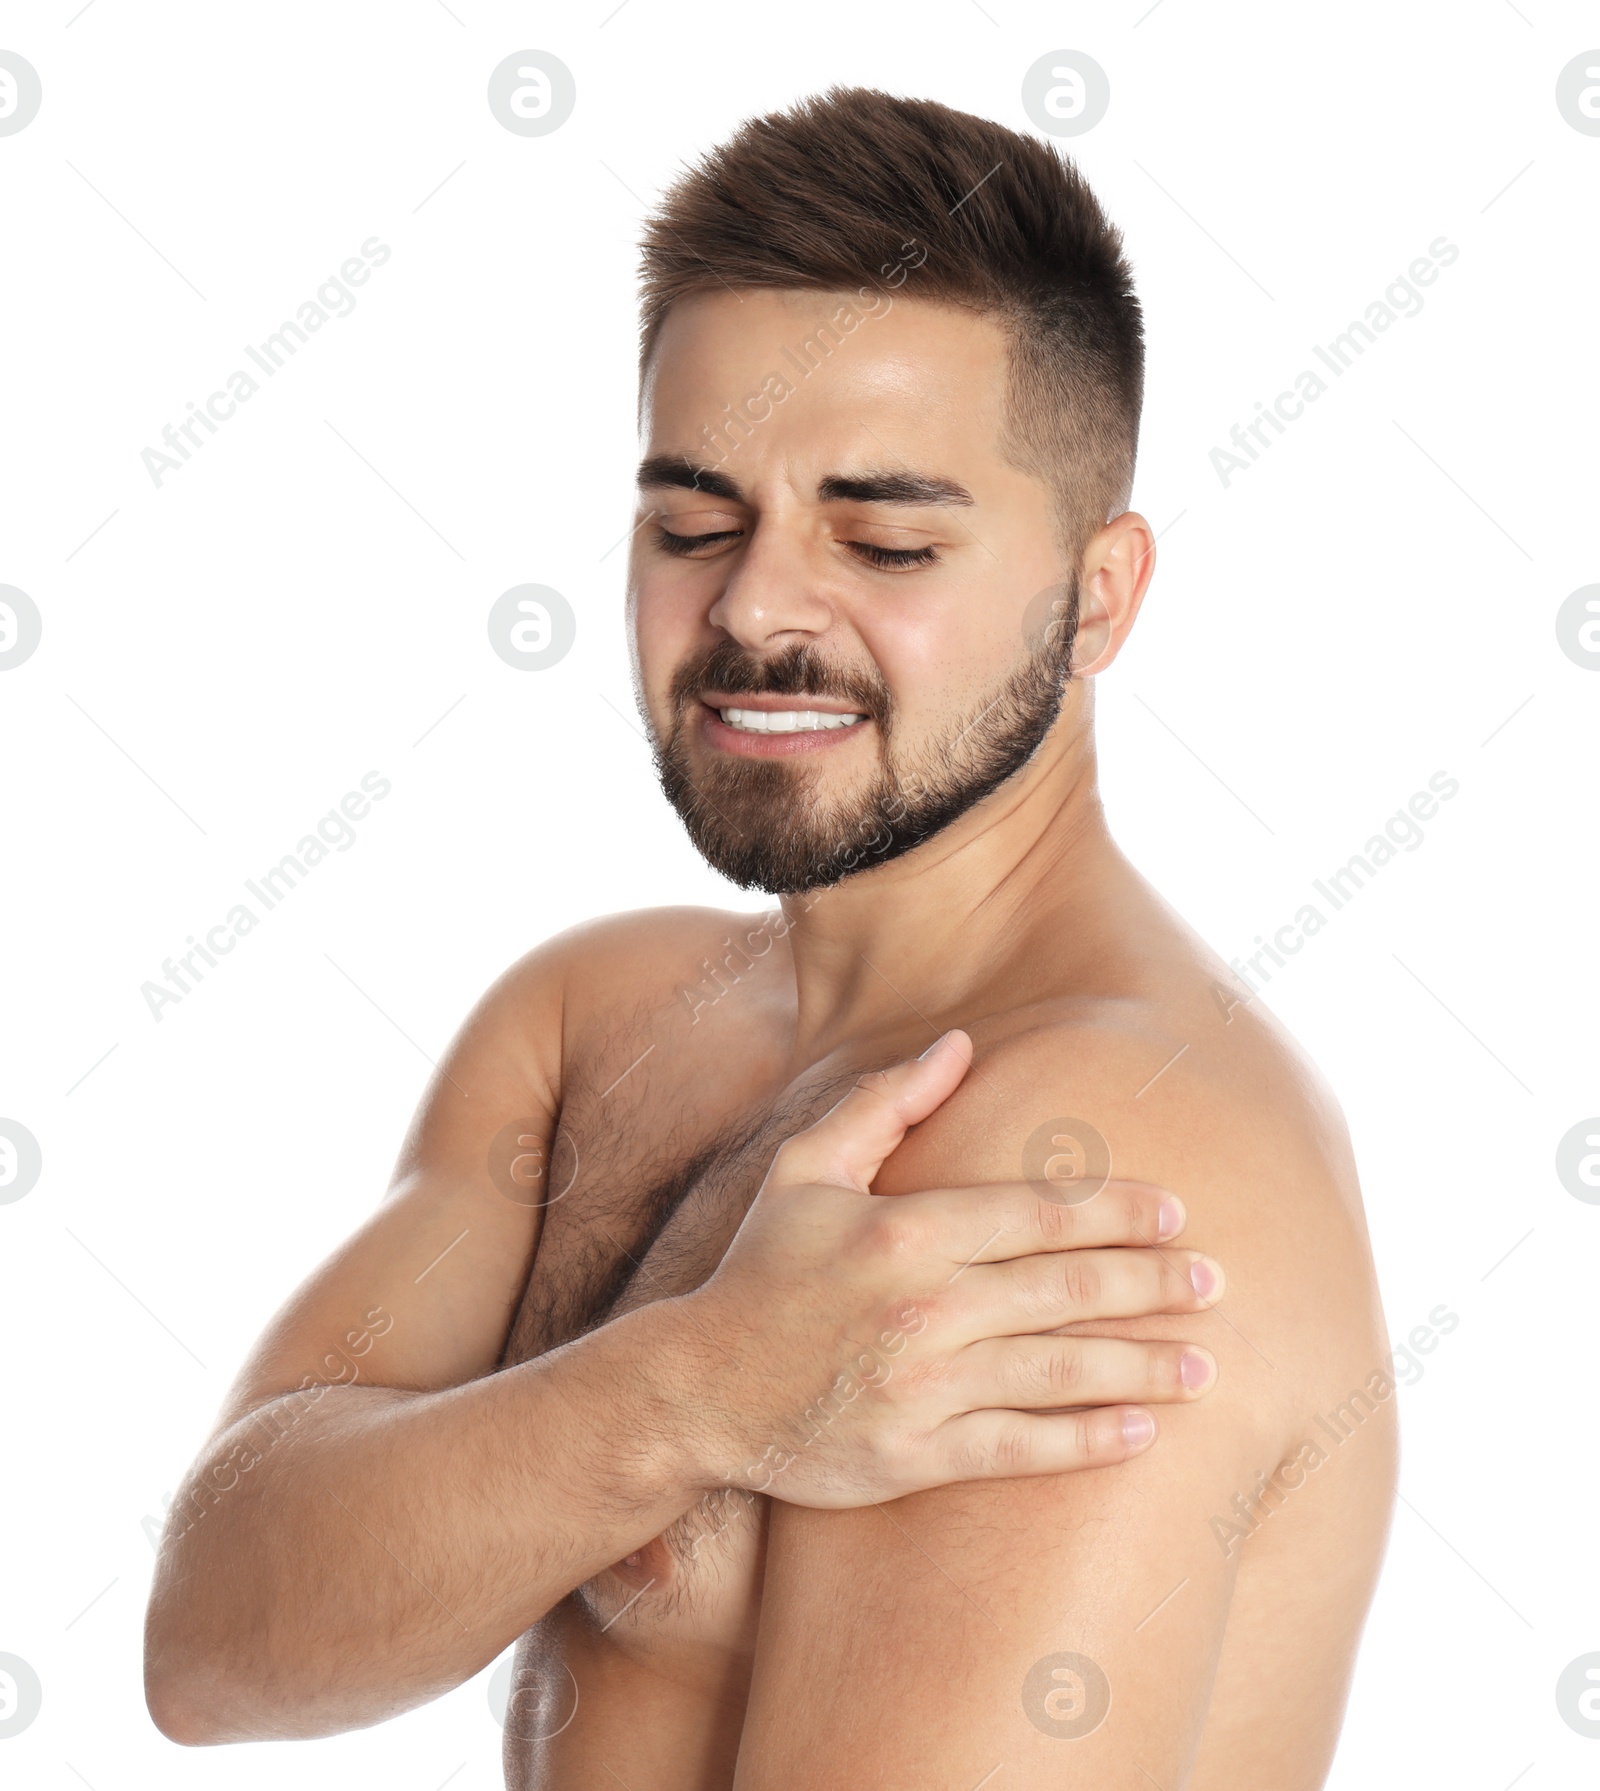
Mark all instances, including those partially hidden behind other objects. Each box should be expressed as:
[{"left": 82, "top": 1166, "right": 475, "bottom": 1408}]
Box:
[
  {"left": 1156, "top": 1196, "right": 1184, "bottom": 1241},
  {"left": 1122, "top": 1409, "right": 1156, "bottom": 1449},
  {"left": 1190, "top": 1258, "right": 1219, "bottom": 1300},
  {"left": 1180, "top": 1349, "right": 1213, "bottom": 1391},
  {"left": 918, "top": 1032, "right": 949, "bottom": 1060}
]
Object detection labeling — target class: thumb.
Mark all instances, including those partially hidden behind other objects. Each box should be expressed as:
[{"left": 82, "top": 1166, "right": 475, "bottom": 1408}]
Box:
[{"left": 780, "top": 1029, "right": 973, "bottom": 1192}]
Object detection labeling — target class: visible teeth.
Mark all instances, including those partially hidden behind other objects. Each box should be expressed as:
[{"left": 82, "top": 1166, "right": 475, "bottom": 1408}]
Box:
[{"left": 719, "top": 708, "right": 865, "bottom": 733}]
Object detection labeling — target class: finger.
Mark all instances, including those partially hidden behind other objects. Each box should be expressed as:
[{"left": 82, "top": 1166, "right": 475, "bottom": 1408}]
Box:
[
  {"left": 956, "top": 1244, "right": 1225, "bottom": 1339},
  {"left": 958, "top": 1333, "right": 1217, "bottom": 1410},
  {"left": 932, "top": 1404, "right": 1158, "bottom": 1481},
  {"left": 776, "top": 1029, "right": 973, "bottom": 1192},
  {"left": 883, "top": 1178, "right": 1185, "bottom": 1264}
]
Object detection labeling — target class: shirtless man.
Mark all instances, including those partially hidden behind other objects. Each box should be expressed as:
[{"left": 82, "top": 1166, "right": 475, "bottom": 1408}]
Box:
[{"left": 143, "top": 89, "right": 1397, "bottom": 1788}]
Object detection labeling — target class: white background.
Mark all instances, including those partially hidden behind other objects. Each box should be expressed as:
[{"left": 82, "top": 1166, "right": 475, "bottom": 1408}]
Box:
[{"left": 2, "top": 2, "right": 1597, "bottom": 1786}]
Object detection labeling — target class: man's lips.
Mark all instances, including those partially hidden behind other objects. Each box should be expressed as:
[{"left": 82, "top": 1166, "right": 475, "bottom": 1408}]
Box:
[{"left": 696, "top": 693, "right": 873, "bottom": 757}]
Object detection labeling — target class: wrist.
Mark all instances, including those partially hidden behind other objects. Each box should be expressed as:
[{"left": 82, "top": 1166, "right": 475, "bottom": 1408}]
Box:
[{"left": 617, "top": 1292, "right": 744, "bottom": 1498}]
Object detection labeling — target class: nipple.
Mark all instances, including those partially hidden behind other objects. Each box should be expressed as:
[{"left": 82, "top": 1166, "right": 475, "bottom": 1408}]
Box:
[{"left": 610, "top": 1532, "right": 673, "bottom": 1587}]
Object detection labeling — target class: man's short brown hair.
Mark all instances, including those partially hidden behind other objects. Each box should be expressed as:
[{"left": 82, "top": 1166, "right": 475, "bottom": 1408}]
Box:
[{"left": 637, "top": 84, "right": 1145, "bottom": 563}]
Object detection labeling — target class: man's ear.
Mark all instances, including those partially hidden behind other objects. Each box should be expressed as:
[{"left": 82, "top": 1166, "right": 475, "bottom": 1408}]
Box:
[{"left": 1071, "top": 511, "right": 1156, "bottom": 677}]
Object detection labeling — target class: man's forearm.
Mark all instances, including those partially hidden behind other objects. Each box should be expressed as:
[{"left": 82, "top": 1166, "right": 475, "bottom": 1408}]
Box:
[{"left": 144, "top": 1299, "right": 712, "bottom": 1745}]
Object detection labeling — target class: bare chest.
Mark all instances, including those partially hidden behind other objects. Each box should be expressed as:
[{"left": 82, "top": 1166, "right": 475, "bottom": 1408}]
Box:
[
  {"left": 501, "top": 1059, "right": 852, "bottom": 1361},
  {"left": 500, "top": 1057, "right": 859, "bottom": 1655}
]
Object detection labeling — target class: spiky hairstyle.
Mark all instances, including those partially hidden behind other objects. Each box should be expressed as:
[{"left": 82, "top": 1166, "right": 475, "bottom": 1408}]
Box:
[{"left": 637, "top": 85, "right": 1144, "bottom": 559}]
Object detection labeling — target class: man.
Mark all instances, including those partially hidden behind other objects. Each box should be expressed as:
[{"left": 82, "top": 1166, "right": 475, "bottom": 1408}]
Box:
[{"left": 144, "top": 87, "right": 1396, "bottom": 1788}]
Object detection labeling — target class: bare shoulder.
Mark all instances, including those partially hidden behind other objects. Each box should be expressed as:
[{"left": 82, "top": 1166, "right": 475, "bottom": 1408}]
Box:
[
  {"left": 387, "top": 900, "right": 780, "bottom": 1214},
  {"left": 877, "top": 979, "right": 1392, "bottom": 1440},
  {"left": 492, "top": 902, "right": 787, "bottom": 1062},
  {"left": 749, "top": 979, "right": 1397, "bottom": 1788},
  {"left": 508, "top": 901, "right": 776, "bottom": 992}
]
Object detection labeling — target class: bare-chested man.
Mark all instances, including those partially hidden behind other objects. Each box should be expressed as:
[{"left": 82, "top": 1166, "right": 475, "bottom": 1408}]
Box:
[{"left": 143, "top": 88, "right": 1396, "bottom": 1789}]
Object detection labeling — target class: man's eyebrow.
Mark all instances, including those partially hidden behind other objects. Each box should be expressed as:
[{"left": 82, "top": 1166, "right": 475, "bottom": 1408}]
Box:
[
  {"left": 817, "top": 470, "right": 975, "bottom": 508},
  {"left": 636, "top": 455, "right": 975, "bottom": 509},
  {"left": 637, "top": 455, "right": 745, "bottom": 502}
]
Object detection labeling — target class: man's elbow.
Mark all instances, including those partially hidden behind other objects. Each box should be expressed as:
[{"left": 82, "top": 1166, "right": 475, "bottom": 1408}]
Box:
[
  {"left": 144, "top": 1610, "right": 267, "bottom": 1746},
  {"left": 144, "top": 1654, "right": 229, "bottom": 1747},
  {"left": 144, "top": 1649, "right": 302, "bottom": 1747}
]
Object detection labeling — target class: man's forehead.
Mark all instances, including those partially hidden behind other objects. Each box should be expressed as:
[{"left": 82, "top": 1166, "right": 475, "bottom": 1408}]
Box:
[
  {"left": 639, "top": 291, "right": 1010, "bottom": 506},
  {"left": 642, "top": 288, "right": 1010, "bottom": 417},
  {"left": 652, "top": 283, "right": 1001, "bottom": 346}
]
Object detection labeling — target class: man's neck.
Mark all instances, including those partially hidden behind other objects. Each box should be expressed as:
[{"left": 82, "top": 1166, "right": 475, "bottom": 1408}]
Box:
[{"left": 774, "top": 704, "right": 1138, "bottom": 1062}]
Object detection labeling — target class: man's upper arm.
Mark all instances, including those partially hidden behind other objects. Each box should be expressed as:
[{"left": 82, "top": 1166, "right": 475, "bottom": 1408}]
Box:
[
  {"left": 204, "top": 932, "right": 571, "bottom": 1438},
  {"left": 732, "top": 1023, "right": 1307, "bottom": 1790},
  {"left": 739, "top": 1408, "right": 1261, "bottom": 1788}
]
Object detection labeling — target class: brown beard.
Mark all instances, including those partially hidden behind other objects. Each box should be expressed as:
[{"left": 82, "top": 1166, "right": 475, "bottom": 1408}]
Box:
[{"left": 648, "top": 608, "right": 1076, "bottom": 895}]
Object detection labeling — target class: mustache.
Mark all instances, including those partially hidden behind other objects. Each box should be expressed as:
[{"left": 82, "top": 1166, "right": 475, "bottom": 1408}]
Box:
[{"left": 669, "top": 640, "right": 892, "bottom": 727}]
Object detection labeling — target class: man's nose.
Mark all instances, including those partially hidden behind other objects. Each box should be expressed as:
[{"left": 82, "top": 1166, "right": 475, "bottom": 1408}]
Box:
[{"left": 706, "top": 522, "right": 836, "bottom": 650}]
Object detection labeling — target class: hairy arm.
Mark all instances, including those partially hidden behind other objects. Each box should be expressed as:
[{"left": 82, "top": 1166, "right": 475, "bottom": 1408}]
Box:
[
  {"left": 732, "top": 1023, "right": 1312, "bottom": 1790},
  {"left": 143, "top": 925, "right": 715, "bottom": 1745}
]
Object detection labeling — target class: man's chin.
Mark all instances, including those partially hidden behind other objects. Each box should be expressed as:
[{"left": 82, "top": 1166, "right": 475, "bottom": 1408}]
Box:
[
  {"left": 654, "top": 646, "right": 1070, "bottom": 894},
  {"left": 655, "top": 743, "right": 868, "bottom": 892},
  {"left": 671, "top": 805, "right": 896, "bottom": 897}
]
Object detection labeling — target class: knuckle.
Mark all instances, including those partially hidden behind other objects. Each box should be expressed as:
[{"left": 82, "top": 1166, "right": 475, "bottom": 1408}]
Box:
[
  {"left": 881, "top": 1341, "right": 938, "bottom": 1395},
  {"left": 992, "top": 1341, "right": 1083, "bottom": 1401},
  {"left": 881, "top": 1285, "right": 939, "bottom": 1337},
  {"left": 1140, "top": 1254, "right": 1173, "bottom": 1308},
  {"left": 991, "top": 1421, "right": 1036, "bottom": 1476},
  {"left": 900, "top": 1356, "right": 953, "bottom": 1411},
  {"left": 869, "top": 1205, "right": 924, "bottom": 1263},
  {"left": 1150, "top": 1344, "right": 1185, "bottom": 1396},
  {"left": 1071, "top": 1408, "right": 1108, "bottom": 1462},
  {"left": 884, "top": 1422, "right": 933, "bottom": 1475},
  {"left": 944, "top": 1432, "right": 989, "bottom": 1481},
  {"left": 1128, "top": 1186, "right": 1161, "bottom": 1242},
  {"left": 1060, "top": 1253, "right": 1100, "bottom": 1312},
  {"left": 842, "top": 1067, "right": 892, "bottom": 1110},
  {"left": 1046, "top": 1342, "right": 1085, "bottom": 1400},
  {"left": 1032, "top": 1194, "right": 1076, "bottom": 1245}
]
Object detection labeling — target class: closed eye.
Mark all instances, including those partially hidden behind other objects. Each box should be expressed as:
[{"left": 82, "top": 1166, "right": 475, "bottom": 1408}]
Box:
[
  {"left": 652, "top": 526, "right": 742, "bottom": 556},
  {"left": 650, "top": 525, "right": 939, "bottom": 570}
]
